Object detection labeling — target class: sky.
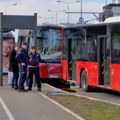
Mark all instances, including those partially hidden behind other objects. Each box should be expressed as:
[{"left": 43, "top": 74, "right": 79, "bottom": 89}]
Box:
[{"left": 0, "top": 0, "right": 113, "bottom": 24}]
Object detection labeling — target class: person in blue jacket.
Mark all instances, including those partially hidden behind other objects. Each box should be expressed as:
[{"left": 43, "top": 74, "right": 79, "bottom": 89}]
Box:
[
  {"left": 27, "top": 46, "right": 41, "bottom": 91},
  {"left": 16, "top": 42, "right": 29, "bottom": 92}
]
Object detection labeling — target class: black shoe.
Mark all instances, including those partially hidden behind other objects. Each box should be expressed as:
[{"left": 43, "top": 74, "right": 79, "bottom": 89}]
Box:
[
  {"left": 38, "top": 88, "right": 41, "bottom": 92},
  {"left": 18, "top": 89, "right": 28, "bottom": 92},
  {"left": 14, "top": 87, "right": 18, "bottom": 90},
  {"left": 14, "top": 88, "right": 18, "bottom": 90},
  {"left": 27, "top": 88, "right": 32, "bottom": 91}
]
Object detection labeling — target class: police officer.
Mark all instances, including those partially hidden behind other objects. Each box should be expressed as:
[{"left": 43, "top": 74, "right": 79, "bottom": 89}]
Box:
[
  {"left": 28, "top": 46, "right": 41, "bottom": 91},
  {"left": 16, "top": 42, "right": 29, "bottom": 92}
]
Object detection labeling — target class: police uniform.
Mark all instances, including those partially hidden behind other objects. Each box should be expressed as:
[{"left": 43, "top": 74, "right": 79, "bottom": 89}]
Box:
[
  {"left": 28, "top": 48, "right": 41, "bottom": 91},
  {"left": 16, "top": 47, "right": 29, "bottom": 91}
]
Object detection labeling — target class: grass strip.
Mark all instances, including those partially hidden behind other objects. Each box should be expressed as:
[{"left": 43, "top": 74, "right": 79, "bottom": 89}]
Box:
[{"left": 50, "top": 94, "right": 120, "bottom": 120}]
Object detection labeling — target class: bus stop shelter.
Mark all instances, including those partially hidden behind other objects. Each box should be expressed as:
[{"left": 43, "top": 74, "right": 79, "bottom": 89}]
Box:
[{"left": 0, "top": 12, "right": 37, "bottom": 86}]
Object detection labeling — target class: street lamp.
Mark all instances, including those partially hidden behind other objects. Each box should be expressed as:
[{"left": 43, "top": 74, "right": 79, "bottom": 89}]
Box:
[
  {"left": 39, "top": 17, "right": 54, "bottom": 24},
  {"left": 57, "top": 0, "right": 80, "bottom": 24},
  {"left": 79, "top": 0, "right": 84, "bottom": 24},
  {"left": 5, "top": 4, "right": 17, "bottom": 15},
  {"left": 106, "top": 0, "right": 108, "bottom": 5},
  {"left": 48, "top": 10, "right": 66, "bottom": 24},
  {"left": 80, "top": 0, "right": 82, "bottom": 20}
]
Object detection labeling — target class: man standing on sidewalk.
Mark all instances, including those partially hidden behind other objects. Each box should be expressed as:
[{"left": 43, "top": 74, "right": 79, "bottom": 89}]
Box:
[
  {"left": 16, "top": 42, "right": 29, "bottom": 92},
  {"left": 9, "top": 45, "right": 20, "bottom": 90},
  {"left": 27, "top": 46, "right": 41, "bottom": 91}
]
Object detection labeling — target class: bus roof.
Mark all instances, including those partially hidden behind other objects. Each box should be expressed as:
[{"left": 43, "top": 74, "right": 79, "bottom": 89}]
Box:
[
  {"left": 65, "top": 16, "right": 120, "bottom": 29},
  {"left": 37, "top": 23, "right": 85, "bottom": 29},
  {"left": 37, "top": 23, "right": 66, "bottom": 29},
  {"left": 18, "top": 16, "right": 120, "bottom": 36},
  {"left": 104, "top": 16, "right": 120, "bottom": 23}
]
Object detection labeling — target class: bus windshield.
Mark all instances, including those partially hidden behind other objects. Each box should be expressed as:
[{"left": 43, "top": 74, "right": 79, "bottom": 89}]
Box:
[{"left": 35, "top": 27, "right": 61, "bottom": 62}]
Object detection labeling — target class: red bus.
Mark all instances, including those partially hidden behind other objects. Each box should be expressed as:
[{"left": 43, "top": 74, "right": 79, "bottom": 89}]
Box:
[
  {"left": 18, "top": 17, "right": 120, "bottom": 92},
  {"left": 18, "top": 24, "right": 84, "bottom": 83},
  {"left": 18, "top": 25, "right": 64, "bottom": 81},
  {"left": 62, "top": 16, "right": 120, "bottom": 92},
  {"left": 35, "top": 25, "right": 63, "bottom": 80}
]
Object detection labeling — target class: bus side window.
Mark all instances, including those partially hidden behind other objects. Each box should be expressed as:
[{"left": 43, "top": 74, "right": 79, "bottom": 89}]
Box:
[
  {"left": 112, "top": 49, "right": 120, "bottom": 62},
  {"left": 76, "top": 39, "right": 84, "bottom": 59},
  {"left": 87, "top": 38, "right": 97, "bottom": 61},
  {"left": 116, "top": 49, "right": 120, "bottom": 56}
]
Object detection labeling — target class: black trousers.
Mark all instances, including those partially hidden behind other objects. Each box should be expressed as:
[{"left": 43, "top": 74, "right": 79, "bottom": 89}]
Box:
[{"left": 28, "top": 67, "right": 41, "bottom": 89}]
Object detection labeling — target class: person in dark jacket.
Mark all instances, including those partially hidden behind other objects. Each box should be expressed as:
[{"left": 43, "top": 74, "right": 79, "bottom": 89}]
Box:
[
  {"left": 16, "top": 42, "right": 29, "bottom": 92},
  {"left": 9, "top": 45, "right": 20, "bottom": 90},
  {"left": 28, "top": 46, "right": 41, "bottom": 91}
]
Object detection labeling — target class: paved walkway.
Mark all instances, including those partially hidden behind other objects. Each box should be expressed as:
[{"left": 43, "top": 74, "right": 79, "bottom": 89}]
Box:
[{"left": 0, "top": 79, "right": 84, "bottom": 120}]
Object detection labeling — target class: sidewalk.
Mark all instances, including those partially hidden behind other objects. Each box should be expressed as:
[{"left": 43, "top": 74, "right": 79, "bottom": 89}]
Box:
[{"left": 0, "top": 78, "right": 83, "bottom": 120}]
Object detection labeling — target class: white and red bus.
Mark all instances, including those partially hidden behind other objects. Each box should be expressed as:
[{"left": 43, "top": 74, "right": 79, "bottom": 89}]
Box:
[
  {"left": 18, "top": 25, "right": 65, "bottom": 81},
  {"left": 18, "top": 24, "right": 84, "bottom": 83},
  {"left": 18, "top": 17, "right": 120, "bottom": 92},
  {"left": 62, "top": 16, "right": 120, "bottom": 92},
  {"left": 35, "top": 25, "right": 63, "bottom": 80}
]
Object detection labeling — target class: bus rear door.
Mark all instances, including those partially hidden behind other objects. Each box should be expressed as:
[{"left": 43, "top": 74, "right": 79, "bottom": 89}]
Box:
[{"left": 98, "top": 35, "right": 111, "bottom": 87}]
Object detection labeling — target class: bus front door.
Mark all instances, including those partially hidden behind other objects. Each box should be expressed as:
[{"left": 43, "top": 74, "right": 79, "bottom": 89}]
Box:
[
  {"left": 98, "top": 36, "right": 110, "bottom": 86},
  {"left": 67, "top": 38, "right": 76, "bottom": 80}
]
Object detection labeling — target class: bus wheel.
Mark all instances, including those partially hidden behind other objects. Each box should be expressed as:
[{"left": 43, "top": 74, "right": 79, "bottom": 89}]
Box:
[{"left": 81, "top": 70, "right": 90, "bottom": 92}]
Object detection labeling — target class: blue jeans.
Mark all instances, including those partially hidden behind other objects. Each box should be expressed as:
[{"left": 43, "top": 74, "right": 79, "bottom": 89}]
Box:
[
  {"left": 12, "top": 72, "right": 18, "bottom": 89},
  {"left": 18, "top": 65, "right": 27, "bottom": 90}
]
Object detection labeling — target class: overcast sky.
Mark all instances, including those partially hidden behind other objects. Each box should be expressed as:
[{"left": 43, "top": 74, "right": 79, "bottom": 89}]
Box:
[{"left": 0, "top": 0, "right": 113, "bottom": 24}]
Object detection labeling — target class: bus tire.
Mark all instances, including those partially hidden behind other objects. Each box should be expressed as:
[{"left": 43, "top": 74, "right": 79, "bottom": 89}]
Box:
[{"left": 81, "top": 70, "right": 90, "bottom": 92}]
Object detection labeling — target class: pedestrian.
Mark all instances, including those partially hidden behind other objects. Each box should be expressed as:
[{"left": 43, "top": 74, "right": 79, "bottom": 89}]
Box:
[
  {"left": 16, "top": 42, "right": 29, "bottom": 92},
  {"left": 9, "top": 45, "right": 20, "bottom": 90},
  {"left": 27, "top": 46, "right": 41, "bottom": 91}
]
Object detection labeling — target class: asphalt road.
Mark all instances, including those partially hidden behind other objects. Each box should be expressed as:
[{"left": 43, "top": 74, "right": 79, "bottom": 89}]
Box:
[
  {"left": 43, "top": 79, "right": 120, "bottom": 105},
  {"left": 74, "top": 88, "right": 120, "bottom": 105}
]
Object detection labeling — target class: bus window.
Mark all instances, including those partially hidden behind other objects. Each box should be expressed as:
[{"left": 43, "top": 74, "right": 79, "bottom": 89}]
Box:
[
  {"left": 76, "top": 31, "right": 97, "bottom": 61},
  {"left": 35, "top": 28, "right": 61, "bottom": 63},
  {"left": 76, "top": 37, "right": 85, "bottom": 60},
  {"left": 62, "top": 32, "right": 67, "bottom": 59},
  {"left": 86, "top": 35, "right": 97, "bottom": 61},
  {"left": 112, "top": 33, "right": 120, "bottom": 63},
  {"left": 64, "top": 28, "right": 85, "bottom": 60}
]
